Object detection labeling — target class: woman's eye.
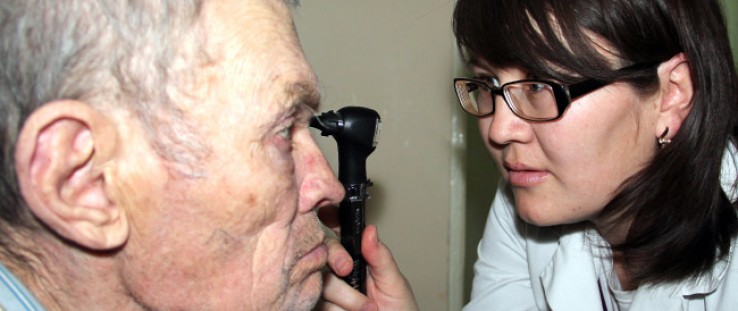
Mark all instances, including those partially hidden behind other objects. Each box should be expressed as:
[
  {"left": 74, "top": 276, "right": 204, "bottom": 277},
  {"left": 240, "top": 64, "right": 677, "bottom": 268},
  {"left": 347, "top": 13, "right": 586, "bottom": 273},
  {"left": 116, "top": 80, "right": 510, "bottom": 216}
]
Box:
[
  {"left": 476, "top": 75, "right": 500, "bottom": 87},
  {"left": 529, "top": 83, "right": 546, "bottom": 93}
]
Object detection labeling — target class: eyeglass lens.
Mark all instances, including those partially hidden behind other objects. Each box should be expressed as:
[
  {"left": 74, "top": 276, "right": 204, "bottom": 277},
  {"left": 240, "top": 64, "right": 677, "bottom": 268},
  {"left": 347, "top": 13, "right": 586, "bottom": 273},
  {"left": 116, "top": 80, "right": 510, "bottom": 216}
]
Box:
[
  {"left": 455, "top": 80, "right": 560, "bottom": 120},
  {"left": 456, "top": 81, "right": 493, "bottom": 115},
  {"left": 505, "top": 82, "right": 559, "bottom": 119}
]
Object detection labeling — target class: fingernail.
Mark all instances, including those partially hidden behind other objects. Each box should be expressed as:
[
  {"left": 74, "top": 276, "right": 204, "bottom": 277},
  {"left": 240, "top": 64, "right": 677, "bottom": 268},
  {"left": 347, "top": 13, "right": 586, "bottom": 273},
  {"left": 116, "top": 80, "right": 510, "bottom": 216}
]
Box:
[
  {"left": 361, "top": 301, "right": 378, "bottom": 311},
  {"left": 335, "top": 257, "right": 350, "bottom": 274}
]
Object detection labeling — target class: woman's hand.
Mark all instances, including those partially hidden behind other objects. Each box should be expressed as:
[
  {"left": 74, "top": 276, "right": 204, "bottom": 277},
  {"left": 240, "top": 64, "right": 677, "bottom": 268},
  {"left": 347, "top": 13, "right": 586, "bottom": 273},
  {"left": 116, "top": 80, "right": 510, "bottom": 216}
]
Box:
[{"left": 318, "top": 224, "right": 418, "bottom": 311}]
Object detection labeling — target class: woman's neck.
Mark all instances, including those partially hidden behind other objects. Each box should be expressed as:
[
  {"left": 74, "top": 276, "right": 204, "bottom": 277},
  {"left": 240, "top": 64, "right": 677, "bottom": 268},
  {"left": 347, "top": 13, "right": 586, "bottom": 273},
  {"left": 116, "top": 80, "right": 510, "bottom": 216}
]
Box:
[{"left": 591, "top": 217, "right": 638, "bottom": 290}]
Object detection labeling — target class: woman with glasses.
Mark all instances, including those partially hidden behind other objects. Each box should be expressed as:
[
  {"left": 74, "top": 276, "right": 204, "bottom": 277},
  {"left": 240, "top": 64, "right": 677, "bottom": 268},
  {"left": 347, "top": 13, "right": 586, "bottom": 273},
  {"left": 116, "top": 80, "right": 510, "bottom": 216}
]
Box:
[
  {"left": 454, "top": 0, "right": 738, "bottom": 310},
  {"left": 321, "top": 0, "right": 738, "bottom": 310}
]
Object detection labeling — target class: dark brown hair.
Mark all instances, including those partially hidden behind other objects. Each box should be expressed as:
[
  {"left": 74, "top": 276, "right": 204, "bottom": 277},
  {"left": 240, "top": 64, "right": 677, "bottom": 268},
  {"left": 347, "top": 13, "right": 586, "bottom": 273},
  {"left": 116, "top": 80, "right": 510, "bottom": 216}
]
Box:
[{"left": 454, "top": 0, "right": 738, "bottom": 285}]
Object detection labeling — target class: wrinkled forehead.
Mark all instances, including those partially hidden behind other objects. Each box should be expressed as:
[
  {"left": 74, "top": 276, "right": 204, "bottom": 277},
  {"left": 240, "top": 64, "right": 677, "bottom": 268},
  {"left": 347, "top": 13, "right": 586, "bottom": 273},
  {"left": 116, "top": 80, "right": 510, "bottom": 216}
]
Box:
[
  {"left": 199, "top": 0, "right": 318, "bottom": 109},
  {"left": 201, "top": 0, "right": 302, "bottom": 64}
]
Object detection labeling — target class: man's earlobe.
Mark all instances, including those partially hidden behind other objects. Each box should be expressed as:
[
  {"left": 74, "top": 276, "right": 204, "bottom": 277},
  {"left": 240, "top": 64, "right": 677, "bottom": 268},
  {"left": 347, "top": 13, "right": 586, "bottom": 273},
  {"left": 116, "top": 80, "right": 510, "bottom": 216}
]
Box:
[{"left": 15, "top": 100, "right": 128, "bottom": 250}]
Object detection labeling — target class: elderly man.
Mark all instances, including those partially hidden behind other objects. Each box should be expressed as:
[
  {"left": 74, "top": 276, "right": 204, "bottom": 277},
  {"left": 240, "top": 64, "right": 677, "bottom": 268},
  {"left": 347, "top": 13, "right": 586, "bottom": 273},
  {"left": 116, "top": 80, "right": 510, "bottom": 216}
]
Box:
[{"left": 0, "top": 0, "right": 350, "bottom": 309}]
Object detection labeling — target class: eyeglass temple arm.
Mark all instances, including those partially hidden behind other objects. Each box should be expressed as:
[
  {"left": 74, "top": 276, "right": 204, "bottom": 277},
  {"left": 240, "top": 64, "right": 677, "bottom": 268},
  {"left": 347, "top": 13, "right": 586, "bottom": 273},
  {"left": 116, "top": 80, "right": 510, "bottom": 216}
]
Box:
[
  {"left": 567, "top": 79, "right": 606, "bottom": 100},
  {"left": 567, "top": 61, "right": 661, "bottom": 100}
]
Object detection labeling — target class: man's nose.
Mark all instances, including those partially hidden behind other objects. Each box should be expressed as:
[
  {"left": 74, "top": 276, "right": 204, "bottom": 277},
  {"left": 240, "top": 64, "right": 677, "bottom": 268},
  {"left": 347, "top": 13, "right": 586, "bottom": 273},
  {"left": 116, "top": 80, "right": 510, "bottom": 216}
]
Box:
[{"left": 295, "top": 132, "right": 345, "bottom": 213}]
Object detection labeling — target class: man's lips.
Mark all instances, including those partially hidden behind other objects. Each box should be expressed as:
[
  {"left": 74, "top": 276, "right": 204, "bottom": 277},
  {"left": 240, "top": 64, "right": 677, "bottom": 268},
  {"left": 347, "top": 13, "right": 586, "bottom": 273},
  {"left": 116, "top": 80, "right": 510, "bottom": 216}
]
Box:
[
  {"left": 299, "top": 243, "right": 328, "bottom": 268},
  {"left": 289, "top": 242, "right": 328, "bottom": 284}
]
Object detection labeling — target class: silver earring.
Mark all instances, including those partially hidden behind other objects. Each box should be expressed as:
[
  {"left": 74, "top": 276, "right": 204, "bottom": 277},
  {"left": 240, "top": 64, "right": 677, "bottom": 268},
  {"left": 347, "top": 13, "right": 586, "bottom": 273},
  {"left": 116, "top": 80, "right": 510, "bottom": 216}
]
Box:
[{"left": 658, "top": 127, "right": 671, "bottom": 148}]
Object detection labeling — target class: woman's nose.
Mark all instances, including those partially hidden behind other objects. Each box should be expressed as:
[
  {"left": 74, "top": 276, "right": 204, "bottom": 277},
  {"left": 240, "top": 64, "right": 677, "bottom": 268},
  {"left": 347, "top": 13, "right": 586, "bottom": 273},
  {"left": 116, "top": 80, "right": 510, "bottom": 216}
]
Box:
[{"left": 484, "top": 95, "right": 533, "bottom": 146}]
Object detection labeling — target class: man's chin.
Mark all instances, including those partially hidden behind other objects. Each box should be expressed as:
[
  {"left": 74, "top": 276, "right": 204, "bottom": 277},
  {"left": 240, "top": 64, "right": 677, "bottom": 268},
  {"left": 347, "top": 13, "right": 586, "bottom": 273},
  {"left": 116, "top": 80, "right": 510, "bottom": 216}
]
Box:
[{"left": 285, "top": 270, "right": 324, "bottom": 311}]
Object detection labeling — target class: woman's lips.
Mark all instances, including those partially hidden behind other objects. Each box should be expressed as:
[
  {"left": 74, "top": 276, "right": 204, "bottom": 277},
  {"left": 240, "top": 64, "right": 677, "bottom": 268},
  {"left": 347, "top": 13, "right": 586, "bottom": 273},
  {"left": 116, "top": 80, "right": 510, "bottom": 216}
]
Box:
[{"left": 504, "top": 163, "right": 549, "bottom": 187}]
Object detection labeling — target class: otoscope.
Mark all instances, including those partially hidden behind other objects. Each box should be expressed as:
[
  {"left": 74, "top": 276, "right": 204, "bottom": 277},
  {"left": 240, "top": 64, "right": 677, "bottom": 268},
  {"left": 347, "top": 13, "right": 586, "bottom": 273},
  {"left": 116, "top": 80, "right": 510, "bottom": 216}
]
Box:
[{"left": 310, "top": 106, "right": 381, "bottom": 294}]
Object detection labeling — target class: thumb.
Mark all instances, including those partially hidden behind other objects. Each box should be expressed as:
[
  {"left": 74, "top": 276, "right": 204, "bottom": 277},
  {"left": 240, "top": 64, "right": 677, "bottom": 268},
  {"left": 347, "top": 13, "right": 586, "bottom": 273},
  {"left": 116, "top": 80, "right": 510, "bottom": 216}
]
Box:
[
  {"left": 361, "top": 225, "right": 404, "bottom": 285},
  {"left": 361, "top": 225, "right": 419, "bottom": 310}
]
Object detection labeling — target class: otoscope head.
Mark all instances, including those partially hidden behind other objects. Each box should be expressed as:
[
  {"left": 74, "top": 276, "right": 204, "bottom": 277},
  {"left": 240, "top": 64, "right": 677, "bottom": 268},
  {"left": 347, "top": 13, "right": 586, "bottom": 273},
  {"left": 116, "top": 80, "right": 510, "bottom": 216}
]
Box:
[
  {"left": 310, "top": 106, "right": 381, "bottom": 158},
  {"left": 310, "top": 106, "right": 381, "bottom": 185},
  {"left": 309, "top": 110, "right": 342, "bottom": 136}
]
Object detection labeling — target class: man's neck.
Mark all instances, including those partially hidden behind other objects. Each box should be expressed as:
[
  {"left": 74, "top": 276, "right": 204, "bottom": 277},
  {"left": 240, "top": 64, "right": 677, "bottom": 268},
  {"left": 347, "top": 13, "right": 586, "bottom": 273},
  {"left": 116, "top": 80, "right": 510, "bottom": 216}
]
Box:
[{"left": 2, "top": 233, "right": 141, "bottom": 311}]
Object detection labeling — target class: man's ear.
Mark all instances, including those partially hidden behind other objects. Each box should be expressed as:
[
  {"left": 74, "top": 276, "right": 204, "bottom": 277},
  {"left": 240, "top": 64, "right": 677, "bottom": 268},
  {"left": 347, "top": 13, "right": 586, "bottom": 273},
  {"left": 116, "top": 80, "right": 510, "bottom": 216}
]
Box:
[
  {"left": 655, "top": 52, "right": 693, "bottom": 140},
  {"left": 15, "top": 100, "right": 128, "bottom": 250}
]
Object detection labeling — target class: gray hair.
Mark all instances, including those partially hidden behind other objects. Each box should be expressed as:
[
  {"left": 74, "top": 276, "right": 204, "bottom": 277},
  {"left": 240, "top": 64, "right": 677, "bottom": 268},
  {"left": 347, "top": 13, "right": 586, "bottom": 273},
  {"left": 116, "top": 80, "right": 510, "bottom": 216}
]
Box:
[
  {"left": 0, "top": 0, "right": 303, "bottom": 247},
  {"left": 0, "top": 0, "right": 208, "bottom": 234}
]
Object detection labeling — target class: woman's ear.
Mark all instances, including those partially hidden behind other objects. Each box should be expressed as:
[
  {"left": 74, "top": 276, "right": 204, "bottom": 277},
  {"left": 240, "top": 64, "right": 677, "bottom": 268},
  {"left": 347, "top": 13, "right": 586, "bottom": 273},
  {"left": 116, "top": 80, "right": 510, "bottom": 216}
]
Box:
[
  {"left": 14, "top": 100, "right": 128, "bottom": 250},
  {"left": 655, "top": 52, "right": 693, "bottom": 140}
]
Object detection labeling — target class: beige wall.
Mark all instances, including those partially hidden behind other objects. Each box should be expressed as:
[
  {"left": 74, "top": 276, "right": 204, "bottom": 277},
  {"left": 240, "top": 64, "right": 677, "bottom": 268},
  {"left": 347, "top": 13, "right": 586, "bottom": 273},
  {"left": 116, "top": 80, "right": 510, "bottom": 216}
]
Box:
[{"left": 292, "top": 1, "right": 464, "bottom": 310}]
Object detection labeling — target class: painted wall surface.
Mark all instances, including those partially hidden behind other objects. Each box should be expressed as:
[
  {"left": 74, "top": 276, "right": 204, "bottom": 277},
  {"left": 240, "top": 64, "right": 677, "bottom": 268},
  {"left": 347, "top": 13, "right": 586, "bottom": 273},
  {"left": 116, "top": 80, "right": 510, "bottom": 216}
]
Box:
[
  {"left": 292, "top": 2, "right": 460, "bottom": 310},
  {"left": 722, "top": 0, "right": 738, "bottom": 65}
]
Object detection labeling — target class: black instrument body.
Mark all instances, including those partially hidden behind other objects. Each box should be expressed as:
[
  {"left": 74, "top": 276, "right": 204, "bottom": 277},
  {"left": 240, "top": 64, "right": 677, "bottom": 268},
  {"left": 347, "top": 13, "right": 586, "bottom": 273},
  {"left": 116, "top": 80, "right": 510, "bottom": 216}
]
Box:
[{"left": 310, "top": 106, "right": 381, "bottom": 294}]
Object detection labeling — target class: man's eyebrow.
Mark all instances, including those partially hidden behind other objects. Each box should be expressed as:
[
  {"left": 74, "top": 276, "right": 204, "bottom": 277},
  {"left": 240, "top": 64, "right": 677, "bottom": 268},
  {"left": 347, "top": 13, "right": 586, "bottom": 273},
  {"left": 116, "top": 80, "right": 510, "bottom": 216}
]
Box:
[{"left": 286, "top": 81, "right": 321, "bottom": 111}]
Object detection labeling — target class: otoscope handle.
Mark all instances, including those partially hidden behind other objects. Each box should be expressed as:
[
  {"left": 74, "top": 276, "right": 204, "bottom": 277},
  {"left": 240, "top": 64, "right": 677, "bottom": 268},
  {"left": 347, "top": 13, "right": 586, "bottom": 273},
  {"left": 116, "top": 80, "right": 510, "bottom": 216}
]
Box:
[{"left": 339, "top": 181, "right": 372, "bottom": 294}]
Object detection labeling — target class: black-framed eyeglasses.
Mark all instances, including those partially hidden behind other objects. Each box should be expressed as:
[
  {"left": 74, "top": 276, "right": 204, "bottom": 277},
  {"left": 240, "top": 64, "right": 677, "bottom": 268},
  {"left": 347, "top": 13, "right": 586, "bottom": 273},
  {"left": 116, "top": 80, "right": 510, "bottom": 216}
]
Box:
[{"left": 453, "top": 62, "right": 660, "bottom": 121}]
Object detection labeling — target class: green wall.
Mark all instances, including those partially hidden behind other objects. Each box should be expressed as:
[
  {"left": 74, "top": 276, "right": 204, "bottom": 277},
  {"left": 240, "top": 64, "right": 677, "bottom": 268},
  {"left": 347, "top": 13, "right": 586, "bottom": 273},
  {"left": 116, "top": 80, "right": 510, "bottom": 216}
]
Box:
[{"left": 722, "top": 0, "right": 738, "bottom": 64}]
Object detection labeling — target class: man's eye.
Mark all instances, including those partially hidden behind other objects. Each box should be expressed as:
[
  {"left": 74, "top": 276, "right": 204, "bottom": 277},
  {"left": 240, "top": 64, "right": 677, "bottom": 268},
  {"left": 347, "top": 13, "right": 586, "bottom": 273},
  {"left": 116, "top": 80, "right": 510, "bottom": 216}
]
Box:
[{"left": 278, "top": 126, "right": 293, "bottom": 140}]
